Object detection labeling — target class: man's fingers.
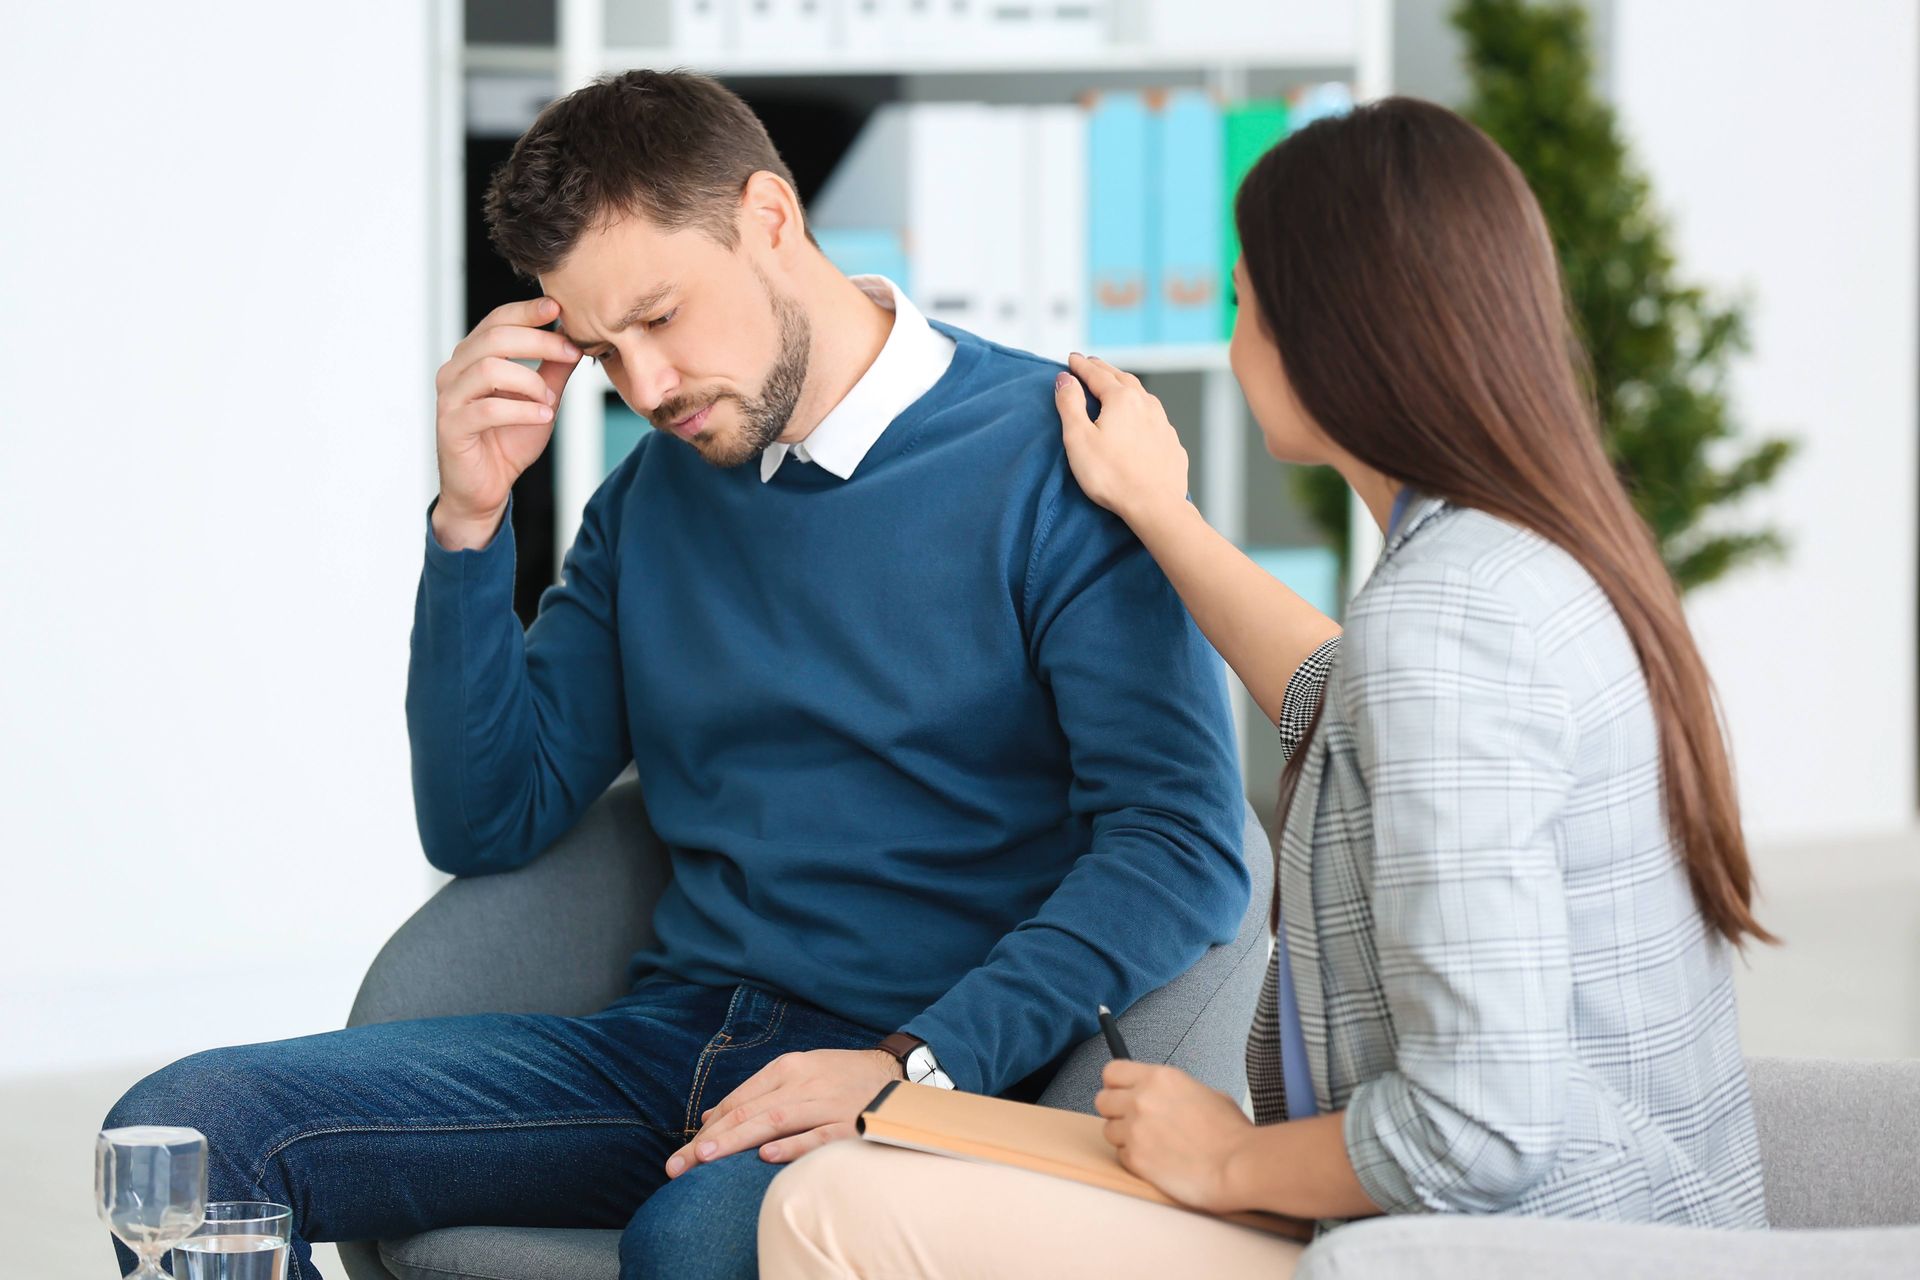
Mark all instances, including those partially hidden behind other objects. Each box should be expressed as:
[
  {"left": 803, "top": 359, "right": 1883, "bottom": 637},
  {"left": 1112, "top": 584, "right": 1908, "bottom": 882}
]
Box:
[
  {"left": 698, "top": 1058, "right": 791, "bottom": 1139},
  {"left": 447, "top": 300, "right": 580, "bottom": 384},
  {"left": 761, "top": 1122, "right": 855, "bottom": 1165},
  {"left": 666, "top": 1094, "right": 833, "bottom": 1177},
  {"left": 477, "top": 294, "right": 563, "bottom": 336},
  {"left": 444, "top": 355, "right": 552, "bottom": 410},
  {"left": 534, "top": 350, "right": 579, "bottom": 405}
]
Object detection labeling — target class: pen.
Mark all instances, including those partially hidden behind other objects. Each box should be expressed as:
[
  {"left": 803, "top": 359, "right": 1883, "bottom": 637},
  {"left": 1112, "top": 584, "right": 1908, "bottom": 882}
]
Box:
[{"left": 1097, "top": 1004, "right": 1131, "bottom": 1060}]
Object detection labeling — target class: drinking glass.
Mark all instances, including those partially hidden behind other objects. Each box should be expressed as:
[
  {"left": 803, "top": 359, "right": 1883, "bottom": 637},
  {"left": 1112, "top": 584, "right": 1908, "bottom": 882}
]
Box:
[
  {"left": 95, "top": 1126, "right": 209, "bottom": 1279},
  {"left": 175, "top": 1202, "right": 293, "bottom": 1280}
]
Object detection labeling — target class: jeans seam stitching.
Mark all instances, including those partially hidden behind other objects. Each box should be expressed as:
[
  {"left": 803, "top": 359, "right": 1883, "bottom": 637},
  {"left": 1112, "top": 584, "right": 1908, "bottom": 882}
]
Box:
[
  {"left": 709, "top": 995, "right": 790, "bottom": 1058},
  {"left": 247, "top": 1116, "right": 671, "bottom": 1190},
  {"left": 683, "top": 997, "right": 792, "bottom": 1139},
  {"left": 684, "top": 986, "right": 749, "bottom": 1134}
]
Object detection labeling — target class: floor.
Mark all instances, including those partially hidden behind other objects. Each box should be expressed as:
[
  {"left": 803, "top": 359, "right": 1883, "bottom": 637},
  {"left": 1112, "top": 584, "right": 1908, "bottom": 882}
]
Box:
[{"left": 11, "top": 827, "right": 1916, "bottom": 1280}]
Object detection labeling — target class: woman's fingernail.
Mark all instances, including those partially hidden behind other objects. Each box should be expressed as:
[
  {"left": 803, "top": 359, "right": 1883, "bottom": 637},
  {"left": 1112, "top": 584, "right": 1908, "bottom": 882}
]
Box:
[
  {"left": 763, "top": 1145, "right": 781, "bottom": 1160},
  {"left": 1055, "top": 372, "right": 1071, "bottom": 390},
  {"left": 698, "top": 1141, "right": 716, "bottom": 1157},
  {"left": 666, "top": 1156, "right": 683, "bottom": 1175}
]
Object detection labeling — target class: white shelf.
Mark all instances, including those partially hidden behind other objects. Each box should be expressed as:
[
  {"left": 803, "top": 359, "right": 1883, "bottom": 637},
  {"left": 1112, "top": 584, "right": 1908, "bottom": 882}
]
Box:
[
  {"left": 1095, "top": 342, "right": 1233, "bottom": 373},
  {"left": 467, "top": 44, "right": 1359, "bottom": 79}
]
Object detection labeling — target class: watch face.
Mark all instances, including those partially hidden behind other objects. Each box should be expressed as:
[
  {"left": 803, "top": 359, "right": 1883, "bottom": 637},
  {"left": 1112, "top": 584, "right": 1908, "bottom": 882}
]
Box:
[{"left": 906, "top": 1045, "right": 955, "bottom": 1089}]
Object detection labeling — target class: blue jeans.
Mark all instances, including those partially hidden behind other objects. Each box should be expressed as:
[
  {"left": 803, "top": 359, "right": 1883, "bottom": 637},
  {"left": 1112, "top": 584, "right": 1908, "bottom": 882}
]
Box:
[{"left": 102, "top": 974, "right": 886, "bottom": 1280}]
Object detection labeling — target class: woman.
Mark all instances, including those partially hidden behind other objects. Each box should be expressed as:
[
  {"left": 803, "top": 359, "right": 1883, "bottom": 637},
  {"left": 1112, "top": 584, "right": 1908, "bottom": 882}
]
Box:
[{"left": 758, "top": 96, "right": 1772, "bottom": 1277}]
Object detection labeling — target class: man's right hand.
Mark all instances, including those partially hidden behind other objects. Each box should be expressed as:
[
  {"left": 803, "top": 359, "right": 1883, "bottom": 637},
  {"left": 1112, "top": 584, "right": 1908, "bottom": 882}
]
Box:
[{"left": 431, "top": 296, "right": 583, "bottom": 550}]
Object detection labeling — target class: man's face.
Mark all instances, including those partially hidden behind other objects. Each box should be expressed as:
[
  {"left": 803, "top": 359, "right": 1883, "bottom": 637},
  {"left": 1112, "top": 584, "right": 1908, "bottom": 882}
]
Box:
[{"left": 541, "top": 210, "right": 812, "bottom": 469}]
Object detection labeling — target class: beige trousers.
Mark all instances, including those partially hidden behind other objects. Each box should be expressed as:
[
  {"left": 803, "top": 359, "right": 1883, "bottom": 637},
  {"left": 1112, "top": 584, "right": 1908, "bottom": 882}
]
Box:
[{"left": 758, "top": 1139, "right": 1305, "bottom": 1279}]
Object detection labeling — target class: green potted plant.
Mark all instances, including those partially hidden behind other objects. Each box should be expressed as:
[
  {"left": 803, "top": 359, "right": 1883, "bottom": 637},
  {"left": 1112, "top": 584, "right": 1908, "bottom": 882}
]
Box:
[{"left": 1294, "top": 0, "right": 1795, "bottom": 595}]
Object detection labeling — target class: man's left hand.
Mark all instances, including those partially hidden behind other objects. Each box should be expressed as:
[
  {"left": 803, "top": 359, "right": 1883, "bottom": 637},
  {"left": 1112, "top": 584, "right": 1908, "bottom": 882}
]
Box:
[{"left": 664, "top": 1047, "right": 903, "bottom": 1177}]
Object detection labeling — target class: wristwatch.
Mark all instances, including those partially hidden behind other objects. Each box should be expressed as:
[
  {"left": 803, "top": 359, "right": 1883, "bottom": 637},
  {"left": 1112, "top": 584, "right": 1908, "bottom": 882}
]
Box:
[{"left": 876, "top": 1032, "right": 956, "bottom": 1090}]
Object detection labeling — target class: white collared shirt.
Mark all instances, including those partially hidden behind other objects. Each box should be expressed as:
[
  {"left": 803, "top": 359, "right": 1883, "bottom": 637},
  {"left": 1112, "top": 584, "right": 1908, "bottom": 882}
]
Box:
[{"left": 759, "top": 275, "right": 957, "bottom": 483}]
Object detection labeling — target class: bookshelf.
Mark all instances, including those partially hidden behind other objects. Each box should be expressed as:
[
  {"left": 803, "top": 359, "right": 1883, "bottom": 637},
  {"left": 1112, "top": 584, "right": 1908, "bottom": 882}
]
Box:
[{"left": 435, "top": 0, "right": 1392, "bottom": 785}]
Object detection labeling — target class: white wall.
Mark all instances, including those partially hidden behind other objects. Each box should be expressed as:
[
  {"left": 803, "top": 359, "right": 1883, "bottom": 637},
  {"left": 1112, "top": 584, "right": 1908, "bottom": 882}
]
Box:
[
  {"left": 0, "top": 3, "right": 440, "bottom": 1077},
  {"left": 1610, "top": 0, "right": 1918, "bottom": 844}
]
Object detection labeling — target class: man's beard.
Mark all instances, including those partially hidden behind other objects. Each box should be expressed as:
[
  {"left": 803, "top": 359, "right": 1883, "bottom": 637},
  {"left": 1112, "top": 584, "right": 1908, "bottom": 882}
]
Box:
[{"left": 657, "top": 271, "right": 811, "bottom": 470}]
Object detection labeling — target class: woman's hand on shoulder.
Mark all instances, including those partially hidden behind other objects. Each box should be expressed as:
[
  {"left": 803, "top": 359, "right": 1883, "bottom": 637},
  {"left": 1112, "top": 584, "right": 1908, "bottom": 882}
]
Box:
[{"left": 1054, "top": 352, "right": 1191, "bottom": 527}]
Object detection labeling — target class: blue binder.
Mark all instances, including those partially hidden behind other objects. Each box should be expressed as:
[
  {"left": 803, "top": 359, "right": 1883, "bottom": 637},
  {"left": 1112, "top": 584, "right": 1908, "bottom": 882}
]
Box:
[
  {"left": 1153, "top": 90, "right": 1223, "bottom": 345},
  {"left": 813, "top": 227, "right": 912, "bottom": 297},
  {"left": 1087, "top": 92, "right": 1152, "bottom": 347}
]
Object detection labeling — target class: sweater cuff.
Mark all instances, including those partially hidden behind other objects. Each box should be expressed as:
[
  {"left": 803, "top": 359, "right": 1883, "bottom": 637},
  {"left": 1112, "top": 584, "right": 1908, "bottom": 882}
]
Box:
[
  {"left": 423, "top": 493, "right": 516, "bottom": 577},
  {"left": 898, "top": 1011, "right": 986, "bottom": 1096}
]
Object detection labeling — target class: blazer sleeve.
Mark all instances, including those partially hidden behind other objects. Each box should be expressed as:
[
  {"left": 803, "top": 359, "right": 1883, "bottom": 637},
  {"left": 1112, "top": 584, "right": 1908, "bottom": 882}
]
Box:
[
  {"left": 1336, "top": 561, "right": 1581, "bottom": 1214},
  {"left": 1276, "top": 634, "right": 1341, "bottom": 762}
]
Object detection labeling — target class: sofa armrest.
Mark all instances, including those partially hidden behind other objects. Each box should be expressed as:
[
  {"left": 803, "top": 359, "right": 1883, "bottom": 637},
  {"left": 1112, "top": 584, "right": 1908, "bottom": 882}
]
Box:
[
  {"left": 1295, "top": 1215, "right": 1920, "bottom": 1280},
  {"left": 347, "top": 773, "right": 671, "bottom": 1026},
  {"left": 1747, "top": 1056, "right": 1920, "bottom": 1229}
]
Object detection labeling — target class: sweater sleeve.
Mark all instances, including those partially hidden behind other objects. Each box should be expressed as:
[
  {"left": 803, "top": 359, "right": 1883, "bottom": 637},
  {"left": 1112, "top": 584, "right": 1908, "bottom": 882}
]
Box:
[
  {"left": 901, "top": 482, "right": 1250, "bottom": 1095},
  {"left": 404, "top": 482, "right": 634, "bottom": 876}
]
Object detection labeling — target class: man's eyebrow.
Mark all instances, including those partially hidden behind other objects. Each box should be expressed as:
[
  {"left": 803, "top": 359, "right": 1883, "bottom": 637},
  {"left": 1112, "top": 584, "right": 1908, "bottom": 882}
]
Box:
[{"left": 555, "top": 284, "right": 675, "bottom": 349}]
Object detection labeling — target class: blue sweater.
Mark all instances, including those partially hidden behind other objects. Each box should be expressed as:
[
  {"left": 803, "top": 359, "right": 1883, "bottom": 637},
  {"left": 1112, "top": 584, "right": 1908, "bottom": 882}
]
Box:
[{"left": 405, "top": 322, "right": 1249, "bottom": 1095}]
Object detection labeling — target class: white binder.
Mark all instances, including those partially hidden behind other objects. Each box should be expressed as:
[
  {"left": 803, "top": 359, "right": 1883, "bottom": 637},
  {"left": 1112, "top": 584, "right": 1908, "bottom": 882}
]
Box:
[
  {"left": 736, "top": 0, "right": 835, "bottom": 54},
  {"left": 976, "top": 106, "right": 1032, "bottom": 350},
  {"left": 840, "top": 0, "right": 894, "bottom": 52},
  {"left": 812, "top": 102, "right": 997, "bottom": 336},
  {"left": 1146, "top": 0, "right": 1358, "bottom": 60},
  {"left": 1026, "top": 103, "right": 1087, "bottom": 362},
  {"left": 668, "top": 0, "right": 733, "bottom": 53}
]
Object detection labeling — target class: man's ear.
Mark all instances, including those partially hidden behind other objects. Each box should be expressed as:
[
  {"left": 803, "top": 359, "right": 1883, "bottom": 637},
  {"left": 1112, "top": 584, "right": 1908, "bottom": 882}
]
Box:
[{"left": 740, "top": 170, "right": 806, "bottom": 255}]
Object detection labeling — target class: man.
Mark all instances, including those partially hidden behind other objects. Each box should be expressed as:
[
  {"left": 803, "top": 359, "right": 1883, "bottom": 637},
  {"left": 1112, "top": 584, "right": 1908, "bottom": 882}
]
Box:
[{"left": 105, "top": 69, "right": 1247, "bottom": 1279}]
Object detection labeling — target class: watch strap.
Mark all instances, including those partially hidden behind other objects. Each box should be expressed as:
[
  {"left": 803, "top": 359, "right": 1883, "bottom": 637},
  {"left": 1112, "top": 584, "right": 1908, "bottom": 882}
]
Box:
[{"left": 876, "top": 1032, "right": 925, "bottom": 1066}]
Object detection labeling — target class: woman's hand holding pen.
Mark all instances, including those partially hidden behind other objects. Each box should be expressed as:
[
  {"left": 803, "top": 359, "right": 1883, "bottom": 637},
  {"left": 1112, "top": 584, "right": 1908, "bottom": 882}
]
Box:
[
  {"left": 1054, "top": 352, "right": 1193, "bottom": 529},
  {"left": 1094, "top": 1060, "right": 1258, "bottom": 1215}
]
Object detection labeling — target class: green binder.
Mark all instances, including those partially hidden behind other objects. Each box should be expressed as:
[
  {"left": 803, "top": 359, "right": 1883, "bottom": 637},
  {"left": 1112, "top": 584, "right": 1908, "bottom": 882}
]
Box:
[{"left": 1221, "top": 100, "right": 1291, "bottom": 339}]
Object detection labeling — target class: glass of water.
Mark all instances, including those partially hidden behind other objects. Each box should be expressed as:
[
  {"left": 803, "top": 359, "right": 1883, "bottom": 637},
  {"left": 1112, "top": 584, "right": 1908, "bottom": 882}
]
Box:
[
  {"left": 96, "top": 1126, "right": 208, "bottom": 1279},
  {"left": 175, "top": 1202, "right": 292, "bottom": 1280}
]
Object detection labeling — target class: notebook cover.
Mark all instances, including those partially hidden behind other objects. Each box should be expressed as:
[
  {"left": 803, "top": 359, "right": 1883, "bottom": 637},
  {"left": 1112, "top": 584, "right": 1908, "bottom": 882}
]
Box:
[{"left": 857, "top": 1082, "right": 1311, "bottom": 1240}]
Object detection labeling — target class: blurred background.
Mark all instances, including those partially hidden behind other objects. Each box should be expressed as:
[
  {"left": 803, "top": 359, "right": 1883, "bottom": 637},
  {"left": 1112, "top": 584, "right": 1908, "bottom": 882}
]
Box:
[{"left": 2, "top": 1, "right": 1914, "bottom": 1275}]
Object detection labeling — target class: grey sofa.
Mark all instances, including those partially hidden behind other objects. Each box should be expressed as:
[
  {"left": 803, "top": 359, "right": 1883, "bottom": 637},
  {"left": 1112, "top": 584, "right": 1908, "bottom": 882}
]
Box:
[
  {"left": 340, "top": 775, "right": 1920, "bottom": 1279},
  {"left": 339, "top": 774, "right": 1278, "bottom": 1280},
  {"left": 1294, "top": 1054, "right": 1920, "bottom": 1279}
]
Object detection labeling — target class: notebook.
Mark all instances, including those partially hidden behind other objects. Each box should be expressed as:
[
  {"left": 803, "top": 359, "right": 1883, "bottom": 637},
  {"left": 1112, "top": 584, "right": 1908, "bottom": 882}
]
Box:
[{"left": 856, "top": 1080, "right": 1312, "bottom": 1240}]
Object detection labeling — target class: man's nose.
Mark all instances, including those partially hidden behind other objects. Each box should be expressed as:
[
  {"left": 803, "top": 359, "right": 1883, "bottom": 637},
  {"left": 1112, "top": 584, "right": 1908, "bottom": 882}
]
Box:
[{"left": 625, "top": 350, "right": 679, "bottom": 417}]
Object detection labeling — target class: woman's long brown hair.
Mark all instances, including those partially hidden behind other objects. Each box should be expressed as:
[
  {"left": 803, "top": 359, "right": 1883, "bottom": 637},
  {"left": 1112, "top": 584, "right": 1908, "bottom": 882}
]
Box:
[{"left": 1247, "top": 97, "right": 1772, "bottom": 946}]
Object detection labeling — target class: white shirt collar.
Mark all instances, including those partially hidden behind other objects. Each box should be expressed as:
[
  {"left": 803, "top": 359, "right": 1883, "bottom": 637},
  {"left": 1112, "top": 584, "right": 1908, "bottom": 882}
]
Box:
[{"left": 760, "top": 275, "right": 957, "bottom": 483}]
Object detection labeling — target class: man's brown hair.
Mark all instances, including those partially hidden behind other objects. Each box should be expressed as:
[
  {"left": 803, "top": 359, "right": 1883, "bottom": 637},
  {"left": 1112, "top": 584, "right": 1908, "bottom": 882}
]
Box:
[{"left": 483, "top": 68, "right": 816, "bottom": 282}]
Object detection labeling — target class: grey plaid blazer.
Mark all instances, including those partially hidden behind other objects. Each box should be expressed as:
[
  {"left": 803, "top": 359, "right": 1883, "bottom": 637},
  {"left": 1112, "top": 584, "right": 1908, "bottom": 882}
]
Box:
[{"left": 1254, "top": 492, "right": 1767, "bottom": 1229}]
